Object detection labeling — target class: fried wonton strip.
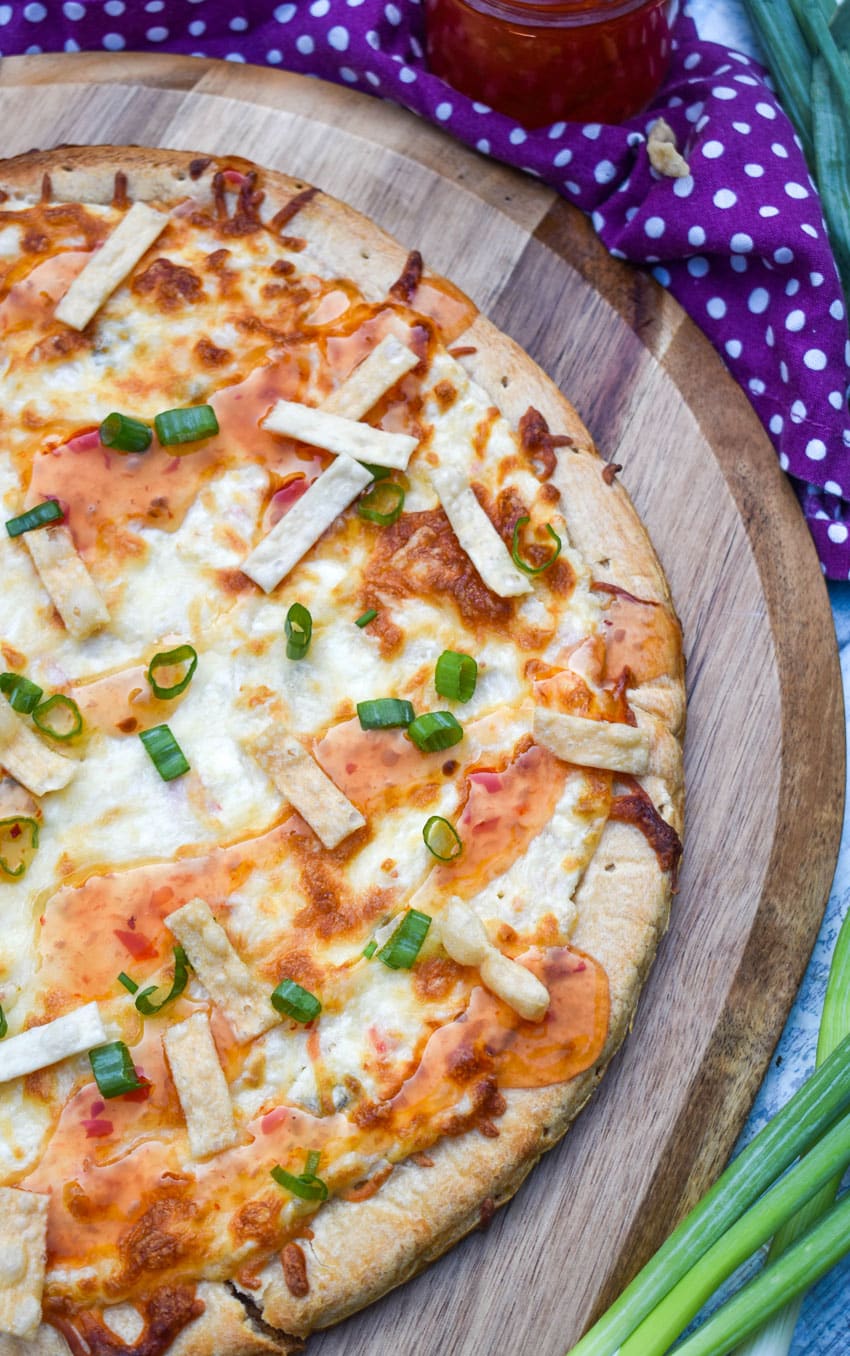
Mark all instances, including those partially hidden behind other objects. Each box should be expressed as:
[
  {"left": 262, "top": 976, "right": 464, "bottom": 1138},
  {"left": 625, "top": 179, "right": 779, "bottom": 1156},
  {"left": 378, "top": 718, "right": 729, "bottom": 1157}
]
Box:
[
  {"left": 429, "top": 463, "right": 533, "bottom": 598},
  {"left": 0, "top": 1187, "right": 49, "bottom": 1340},
  {"left": 321, "top": 334, "right": 419, "bottom": 420},
  {"left": 534, "top": 706, "right": 651, "bottom": 775},
  {"left": 252, "top": 733, "right": 366, "bottom": 850},
  {"left": 262, "top": 399, "right": 418, "bottom": 470},
  {"left": 0, "top": 1002, "right": 106, "bottom": 1085},
  {"left": 24, "top": 524, "right": 110, "bottom": 639},
  {"left": 54, "top": 201, "right": 169, "bottom": 330},
  {"left": 439, "top": 899, "right": 549, "bottom": 1021},
  {"left": 0, "top": 701, "right": 76, "bottom": 796},
  {"left": 165, "top": 898, "right": 279, "bottom": 1044},
  {"left": 163, "top": 1010, "right": 238, "bottom": 1160},
  {"left": 241, "top": 455, "right": 372, "bottom": 594}
]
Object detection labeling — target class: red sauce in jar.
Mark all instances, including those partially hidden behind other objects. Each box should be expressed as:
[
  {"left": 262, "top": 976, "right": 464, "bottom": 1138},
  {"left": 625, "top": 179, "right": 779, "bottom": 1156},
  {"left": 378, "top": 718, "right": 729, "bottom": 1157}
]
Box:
[{"left": 425, "top": 0, "right": 676, "bottom": 127}]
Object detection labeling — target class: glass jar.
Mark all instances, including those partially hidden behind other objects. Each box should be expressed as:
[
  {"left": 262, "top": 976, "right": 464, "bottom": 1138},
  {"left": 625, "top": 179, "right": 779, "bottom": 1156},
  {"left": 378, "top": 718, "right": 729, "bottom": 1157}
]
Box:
[{"left": 424, "top": 0, "right": 677, "bottom": 128}]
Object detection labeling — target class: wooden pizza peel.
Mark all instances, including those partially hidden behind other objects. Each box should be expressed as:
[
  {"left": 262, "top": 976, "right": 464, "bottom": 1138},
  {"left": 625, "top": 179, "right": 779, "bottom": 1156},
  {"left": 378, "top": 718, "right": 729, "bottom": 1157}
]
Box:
[{"left": 0, "top": 52, "right": 843, "bottom": 1353}]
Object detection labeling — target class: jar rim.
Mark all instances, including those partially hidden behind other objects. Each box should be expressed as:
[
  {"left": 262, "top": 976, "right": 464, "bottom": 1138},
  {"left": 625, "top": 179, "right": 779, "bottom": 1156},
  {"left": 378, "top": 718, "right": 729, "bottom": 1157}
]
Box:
[{"left": 445, "top": 0, "right": 665, "bottom": 26}]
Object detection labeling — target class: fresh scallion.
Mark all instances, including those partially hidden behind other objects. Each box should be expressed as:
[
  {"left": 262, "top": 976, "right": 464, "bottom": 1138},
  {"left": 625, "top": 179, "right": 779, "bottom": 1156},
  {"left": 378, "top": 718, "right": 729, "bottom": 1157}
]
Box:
[
  {"left": 89, "top": 1041, "right": 143, "bottom": 1098},
  {"left": 434, "top": 650, "right": 478, "bottom": 703},
  {"left": 378, "top": 909, "right": 431, "bottom": 969},
  {"left": 356, "top": 697, "right": 415, "bottom": 730},
  {"left": 355, "top": 608, "right": 377, "bottom": 628},
  {"left": 360, "top": 462, "right": 392, "bottom": 481},
  {"left": 357, "top": 481, "right": 405, "bottom": 526},
  {"left": 363, "top": 939, "right": 377, "bottom": 959},
  {"left": 139, "top": 723, "right": 190, "bottom": 781},
  {"left": 0, "top": 816, "right": 39, "bottom": 880},
  {"left": 742, "top": 0, "right": 815, "bottom": 163},
  {"left": 0, "top": 1005, "right": 6, "bottom": 1039},
  {"left": 285, "top": 603, "right": 313, "bottom": 661},
  {"left": 407, "top": 711, "right": 463, "bottom": 753},
  {"left": 134, "top": 945, "right": 191, "bottom": 1016},
  {"left": 32, "top": 694, "right": 83, "bottom": 741},
  {"left": 0, "top": 672, "right": 43, "bottom": 714},
  {"left": 5, "top": 500, "right": 63, "bottom": 538},
  {"left": 154, "top": 404, "right": 219, "bottom": 447},
  {"left": 147, "top": 644, "right": 198, "bottom": 700},
  {"left": 510, "top": 516, "right": 562, "bottom": 575},
  {"left": 271, "top": 1151, "right": 329, "bottom": 1201},
  {"left": 117, "top": 971, "right": 139, "bottom": 995},
  {"left": 422, "top": 815, "right": 462, "bottom": 862},
  {"left": 99, "top": 412, "right": 153, "bottom": 454},
  {"left": 271, "top": 978, "right": 322, "bottom": 1023}
]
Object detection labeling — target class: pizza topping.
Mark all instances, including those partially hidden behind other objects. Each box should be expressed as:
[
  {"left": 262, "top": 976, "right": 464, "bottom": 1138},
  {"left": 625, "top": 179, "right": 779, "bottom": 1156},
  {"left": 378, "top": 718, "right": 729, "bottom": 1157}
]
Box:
[
  {"left": 54, "top": 201, "right": 169, "bottom": 331},
  {"left": 163, "top": 1011, "right": 238, "bottom": 1160},
  {"left": 322, "top": 333, "right": 420, "bottom": 419},
  {"left": 0, "top": 815, "right": 39, "bottom": 879},
  {"left": 5, "top": 499, "right": 63, "bottom": 537},
  {"left": 0, "top": 1187, "right": 48, "bottom": 1340},
  {"left": 0, "top": 700, "right": 77, "bottom": 795},
  {"left": 0, "top": 673, "right": 42, "bottom": 715},
  {"left": 132, "top": 945, "right": 191, "bottom": 1016},
  {"left": 251, "top": 733, "right": 366, "bottom": 849},
  {"left": 99, "top": 412, "right": 154, "bottom": 454},
  {"left": 139, "top": 723, "right": 191, "bottom": 782},
  {"left": 429, "top": 463, "right": 533, "bottom": 598},
  {"left": 241, "top": 456, "right": 373, "bottom": 594},
  {"left": 284, "top": 603, "right": 312, "bottom": 661},
  {"left": 378, "top": 908, "right": 432, "bottom": 969},
  {"left": 270, "top": 979, "right": 322, "bottom": 1024},
  {"left": 154, "top": 404, "right": 220, "bottom": 447},
  {"left": 0, "top": 1001, "right": 106, "bottom": 1084},
  {"left": 357, "top": 479, "right": 406, "bottom": 526},
  {"left": 510, "top": 516, "right": 563, "bottom": 576},
  {"left": 434, "top": 650, "right": 478, "bottom": 702},
  {"left": 262, "top": 399, "right": 418, "bottom": 471},
  {"left": 355, "top": 608, "right": 377, "bottom": 628},
  {"left": 89, "top": 1041, "right": 144, "bottom": 1098},
  {"left": 357, "top": 698, "right": 415, "bottom": 730},
  {"left": 439, "top": 899, "right": 549, "bottom": 1021},
  {"left": 165, "top": 897, "right": 280, "bottom": 1044},
  {"left": 407, "top": 710, "right": 464, "bottom": 753},
  {"left": 32, "top": 694, "right": 83, "bottom": 742},
  {"left": 534, "top": 706, "right": 650, "bottom": 774},
  {"left": 23, "top": 523, "right": 111, "bottom": 639},
  {"left": 518, "top": 407, "right": 574, "bottom": 481},
  {"left": 422, "top": 815, "right": 463, "bottom": 862},
  {"left": 147, "top": 646, "right": 198, "bottom": 701},
  {"left": 272, "top": 1154, "right": 328, "bottom": 1203}
]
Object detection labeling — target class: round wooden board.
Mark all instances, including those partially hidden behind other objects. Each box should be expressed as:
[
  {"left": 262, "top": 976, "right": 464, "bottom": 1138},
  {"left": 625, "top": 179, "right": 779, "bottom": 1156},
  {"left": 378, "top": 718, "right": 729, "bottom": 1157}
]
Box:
[{"left": 1, "top": 53, "right": 843, "bottom": 1354}]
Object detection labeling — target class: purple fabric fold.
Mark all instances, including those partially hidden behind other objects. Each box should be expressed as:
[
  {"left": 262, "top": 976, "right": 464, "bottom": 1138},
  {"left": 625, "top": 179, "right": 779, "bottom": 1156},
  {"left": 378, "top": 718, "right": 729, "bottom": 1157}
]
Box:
[{"left": 5, "top": 0, "right": 850, "bottom": 574}]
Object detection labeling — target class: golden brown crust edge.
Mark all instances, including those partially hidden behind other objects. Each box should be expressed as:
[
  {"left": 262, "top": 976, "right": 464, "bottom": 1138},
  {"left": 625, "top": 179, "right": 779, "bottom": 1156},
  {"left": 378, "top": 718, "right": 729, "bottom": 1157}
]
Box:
[{"left": 0, "top": 145, "right": 684, "bottom": 1355}]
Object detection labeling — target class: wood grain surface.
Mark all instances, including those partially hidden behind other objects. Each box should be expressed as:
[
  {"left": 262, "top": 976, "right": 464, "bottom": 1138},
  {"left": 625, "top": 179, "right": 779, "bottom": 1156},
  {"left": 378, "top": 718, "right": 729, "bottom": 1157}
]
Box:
[{"left": 0, "top": 53, "right": 843, "bottom": 1355}]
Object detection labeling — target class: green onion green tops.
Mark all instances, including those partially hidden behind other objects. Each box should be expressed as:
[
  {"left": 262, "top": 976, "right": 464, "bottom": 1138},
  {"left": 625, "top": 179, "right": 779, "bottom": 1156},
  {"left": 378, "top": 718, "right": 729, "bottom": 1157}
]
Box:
[
  {"left": 117, "top": 971, "right": 139, "bottom": 995},
  {"left": 362, "top": 940, "right": 378, "bottom": 959},
  {"left": 434, "top": 651, "right": 478, "bottom": 703},
  {"left": 140, "top": 724, "right": 190, "bottom": 781},
  {"left": 360, "top": 462, "right": 392, "bottom": 481},
  {"left": 379, "top": 909, "right": 432, "bottom": 970},
  {"left": 89, "top": 1041, "right": 144, "bottom": 1098},
  {"left": 0, "top": 672, "right": 43, "bottom": 714},
  {"left": 154, "top": 404, "right": 219, "bottom": 447},
  {"left": 99, "top": 412, "right": 153, "bottom": 454},
  {"left": 285, "top": 603, "right": 312, "bottom": 661},
  {"left": 271, "top": 978, "right": 322, "bottom": 1024},
  {"left": 5, "top": 500, "right": 63, "bottom": 538},
  {"left": 0, "top": 1005, "right": 6, "bottom": 1039},
  {"left": 357, "top": 481, "right": 405, "bottom": 526},
  {"left": 510, "top": 516, "right": 562, "bottom": 575},
  {"left": 271, "top": 1151, "right": 329, "bottom": 1202},
  {"left": 355, "top": 608, "right": 378, "bottom": 628},
  {"left": 147, "top": 645, "right": 198, "bottom": 700},
  {"left": 0, "top": 817, "right": 40, "bottom": 880},
  {"left": 356, "top": 697, "right": 415, "bottom": 730},
  {"left": 423, "top": 815, "right": 463, "bottom": 862},
  {"left": 407, "top": 711, "right": 464, "bottom": 753},
  {"left": 32, "top": 694, "right": 83, "bottom": 741},
  {"left": 133, "top": 945, "right": 191, "bottom": 1016}
]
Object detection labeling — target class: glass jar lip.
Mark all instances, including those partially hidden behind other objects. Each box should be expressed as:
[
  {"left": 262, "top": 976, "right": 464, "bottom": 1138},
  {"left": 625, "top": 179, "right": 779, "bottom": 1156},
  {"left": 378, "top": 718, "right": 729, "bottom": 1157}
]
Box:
[{"left": 448, "top": 0, "right": 663, "bottom": 26}]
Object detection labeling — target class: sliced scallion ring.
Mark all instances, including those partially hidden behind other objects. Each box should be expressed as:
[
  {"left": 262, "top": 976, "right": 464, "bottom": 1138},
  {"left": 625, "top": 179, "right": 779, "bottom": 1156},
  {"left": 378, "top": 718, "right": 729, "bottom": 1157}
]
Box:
[
  {"left": 134, "top": 945, "right": 191, "bottom": 1016},
  {"left": 0, "top": 817, "right": 39, "bottom": 880},
  {"left": 89, "top": 1041, "right": 143, "bottom": 1098},
  {"left": 271, "top": 1149, "right": 329, "bottom": 1202},
  {"left": 434, "top": 651, "right": 478, "bottom": 703},
  {"left": 139, "top": 723, "right": 190, "bottom": 781},
  {"left": 357, "top": 481, "right": 405, "bottom": 527},
  {"left": 32, "top": 694, "right": 83, "bottom": 741},
  {"left": 117, "top": 971, "right": 139, "bottom": 995},
  {"left": 154, "top": 404, "right": 219, "bottom": 448},
  {"left": 356, "top": 697, "right": 415, "bottom": 730},
  {"left": 407, "top": 711, "right": 463, "bottom": 753},
  {"left": 378, "top": 908, "right": 431, "bottom": 970},
  {"left": 0, "top": 672, "right": 43, "bottom": 714},
  {"left": 355, "top": 609, "right": 378, "bottom": 629},
  {"left": 271, "top": 978, "right": 322, "bottom": 1024},
  {"left": 0, "top": 1005, "right": 6, "bottom": 1039},
  {"left": 285, "top": 603, "right": 312, "bottom": 661},
  {"left": 510, "top": 516, "right": 562, "bottom": 576},
  {"left": 360, "top": 462, "right": 392, "bottom": 481},
  {"left": 99, "top": 412, "right": 153, "bottom": 454},
  {"left": 5, "top": 500, "right": 63, "bottom": 538},
  {"left": 147, "top": 645, "right": 198, "bottom": 700},
  {"left": 422, "top": 815, "right": 462, "bottom": 862}
]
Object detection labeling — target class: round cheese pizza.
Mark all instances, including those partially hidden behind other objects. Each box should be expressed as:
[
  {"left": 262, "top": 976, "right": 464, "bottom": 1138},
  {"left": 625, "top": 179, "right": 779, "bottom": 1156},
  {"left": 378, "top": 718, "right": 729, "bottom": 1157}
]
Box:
[{"left": 0, "top": 146, "right": 684, "bottom": 1356}]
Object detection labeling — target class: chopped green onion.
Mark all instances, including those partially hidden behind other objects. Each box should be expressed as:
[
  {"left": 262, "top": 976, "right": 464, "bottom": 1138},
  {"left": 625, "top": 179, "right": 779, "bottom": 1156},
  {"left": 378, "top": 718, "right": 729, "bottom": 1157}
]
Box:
[
  {"left": 271, "top": 1152, "right": 329, "bottom": 1201},
  {"left": 0, "top": 816, "right": 39, "bottom": 880},
  {"left": 271, "top": 978, "right": 322, "bottom": 1023},
  {"left": 356, "top": 697, "right": 415, "bottom": 730},
  {"left": 140, "top": 724, "right": 190, "bottom": 781},
  {"left": 434, "top": 651, "right": 478, "bottom": 703},
  {"left": 32, "top": 694, "right": 83, "bottom": 741},
  {"left": 134, "top": 945, "right": 190, "bottom": 1016},
  {"left": 378, "top": 909, "right": 431, "bottom": 970},
  {"left": 360, "top": 462, "right": 392, "bottom": 481},
  {"left": 357, "top": 481, "right": 405, "bottom": 526},
  {"left": 0, "top": 1005, "right": 6, "bottom": 1039},
  {"left": 5, "top": 500, "right": 63, "bottom": 538},
  {"left": 89, "top": 1041, "right": 143, "bottom": 1099},
  {"left": 0, "top": 672, "right": 43, "bottom": 714},
  {"left": 423, "top": 815, "right": 462, "bottom": 862},
  {"left": 99, "top": 412, "right": 153, "bottom": 454},
  {"left": 407, "top": 711, "right": 463, "bottom": 753},
  {"left": 355, "top": 608, "right": 377, "bottom": 628},
  {"left": 117, "top": 971, "right": 139, "bottom": 995},
  {"left": 154, "top": 404, "right": 219, "bottom": 447},
  {"left": 362, "top": 940, "right": 377, "bottom": 959},
  {"left": 285, "top": 603, "right": 312, "bottom": 661},
  {"left": 147, "top": 645, "right": 198, "bottom": 700},
  {"left": 510, "top": 516, "right": 562, "bottom": 575},
  {"left": 304, "top": 1149, "right": 321, "bottom": 1178}
]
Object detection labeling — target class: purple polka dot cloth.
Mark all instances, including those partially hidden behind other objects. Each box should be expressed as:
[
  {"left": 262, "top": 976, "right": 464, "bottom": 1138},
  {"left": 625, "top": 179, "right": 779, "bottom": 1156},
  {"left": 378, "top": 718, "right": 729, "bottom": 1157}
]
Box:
[{"left": 6, "top": 2, "right": 850, "bottom": 574}]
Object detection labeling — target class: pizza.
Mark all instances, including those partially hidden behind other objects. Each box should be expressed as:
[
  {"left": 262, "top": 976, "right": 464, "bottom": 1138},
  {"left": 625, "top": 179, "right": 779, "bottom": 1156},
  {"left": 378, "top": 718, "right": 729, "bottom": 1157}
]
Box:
[{"left": 0, "top": 146, "right": 684, "bottom": 1356}]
